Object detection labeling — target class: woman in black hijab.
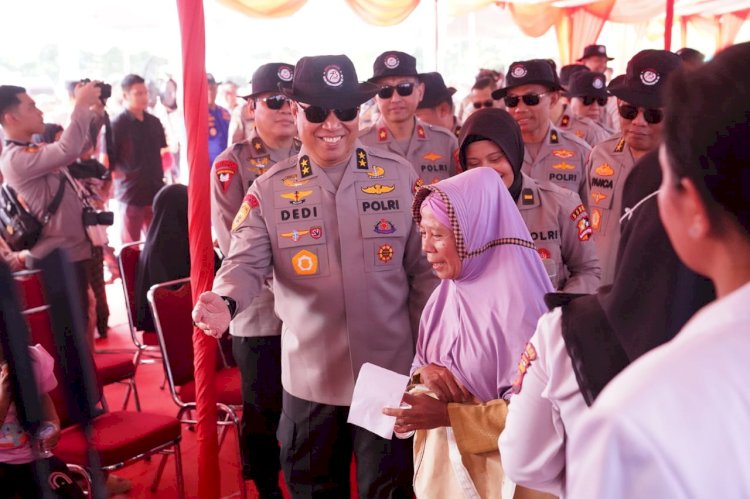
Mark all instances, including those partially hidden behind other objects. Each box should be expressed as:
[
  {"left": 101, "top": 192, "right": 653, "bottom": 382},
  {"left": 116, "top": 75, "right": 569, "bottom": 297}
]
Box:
[
  {"left": 499, "top": 149, "right": 715, "bottom": 497},
  {"left": 459, "top": 108, "right": 601, "bottom": 293},
  {"left": 134, "top": 184, "right": 190, "bottom": 331}
]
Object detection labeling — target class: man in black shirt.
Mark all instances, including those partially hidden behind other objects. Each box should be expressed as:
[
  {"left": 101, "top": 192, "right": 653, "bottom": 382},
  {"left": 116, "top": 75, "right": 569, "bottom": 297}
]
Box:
[{"left": 111, "top": 74, "right": 167, "bottom": 243}]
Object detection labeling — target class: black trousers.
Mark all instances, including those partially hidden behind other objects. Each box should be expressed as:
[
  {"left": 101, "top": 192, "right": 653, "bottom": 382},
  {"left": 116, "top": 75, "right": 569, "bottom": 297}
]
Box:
[
  {"left": 0, "top": 456, "right": 86, "bottom": 498},
  {"left": 232, "top": 335, "right": 283, "bottom": 491},
  {"left": 73, "top": 259, "right": 90, "bottom": 334},
  {"left": 278, "top": 390, "right": 413, "bottom": 499}
]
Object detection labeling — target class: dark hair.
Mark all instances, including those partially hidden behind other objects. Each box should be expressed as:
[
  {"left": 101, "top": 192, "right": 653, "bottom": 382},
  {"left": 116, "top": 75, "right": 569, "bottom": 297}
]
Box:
[
  {"left": 675, "top": 47, "right": 705, "bottom": 65},
  {"left": 664, "top": 42, "right": 750, "bottom": 235},
  {"left": 472, "top": 77, "right": 496, "bottom": 91},
  {"left": 121, "top": 74, "right": 145, "bottom": 92},
  {"left": 40, "top": 123, "right": 64, "bottom": 144},
  {"left": 0, "top": 85, "right": 26, "bottom": 123}
]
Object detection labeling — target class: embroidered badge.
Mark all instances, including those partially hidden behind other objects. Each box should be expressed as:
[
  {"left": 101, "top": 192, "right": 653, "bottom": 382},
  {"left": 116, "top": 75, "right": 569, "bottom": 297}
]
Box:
[
  {"left": 377, "top": 244, "right": 394, "bottom": 263},
  {"left": 416, "top": 125, "right": 426, "bottom": 139},
  {"left": 521, "top": 188, "right": 534, "bottom": 205},
  {"left": 310, "top": 226, "right": 323, "bottom": 239},
  {"left": 231, "top": 194, "right": 259, "bottom": 231},
  {"left": 591, "top": 208, "right": 602, "bottom": 231},
  {"left": 552, "top": 149, "right": 574, "bottom": 159},
  {"left": 569, "top": 204, "right": 586, "bottom": 221},
  {"left": 361, "top": 184, "right": 395, "bottom": 195},
  {"left": 413, "top": 178, "right": 425, "bottom": 194},
  {"left": 291, "top": 249, "right": 318, "bottom": 275},
  {"left": 367, "top": 166, "right": 385, "bottom": 179},
  {"left": 552, "top": 162, "right": 575, "bottom": 170},
  {"left": 575, "top": 129, "right": 585, "bottom": 139},
  {"left": 323, "top": 65, "right": 343, "bottom": 87},
  {"left": 591, "top": 192, "right": 607, "bottom": 204},
  {"left": 252, "top": 137, "right": 265, "bottom": 152},
  {"left": 384, "top": 54, "right": 400, "bottom": 69},
  {"left": 209, "top": 127, "right": 217, "bottom": 137},
  {"left": 550, "top": 130, "right": 559, "bottom": 144},
  {"left": 510, "top": 64, "right": 528, "bottom": 79},
  {"left": 215, "top": 160, "right": 238, "bottom": 193},
  {"left": 249, "top": 156, "right": 270, "bottom": 175},
  {"left": 578, "top": 216, "right": 593, "bottom": 241},
  {"left": 537, "top": 248, "right": 551, "bottom": 259},
  {"left": 356, "top": 148, "right": 369, "bottom": 170},
  {"left": 280, "top": 229, "right": 309, "bottom": 242},
  {"left": 614, "top": 137, "right": 626, "bottom": 153},
  {"left": 592, "top": 77, "right": 605, "bottom": 89},
  {"left": 595, "top": 163, "right": 614, "bottom": 176},
  {"left": 560, "top": 114, "right": 570, "bottom": 127},
  {"left": 278, "top": 65, "right": 293, "bottom": 82},
  {"left": 511, "top": 342, "right": 538, "bottom": 394},
  {"left": 282, "top": 174, "right": 310, "bottom": 187},
  {"left": 640, "top": 69, "right": 660, "bottom": 86},
  {"left": 423, "top": 152, "right": 442, "bottom": 162},
  {"left": 378, "top": 128, "right": 388, "bottom": 142},
  {"left": 374, "top": 218, "right": 396, "bottom": 235},
  {"left": 299, "top": 156, "right": 312, "bottom": 178},
  {"left": 280, "top": 190, "right": 313, "bottom": 205},
  {"left": 24, "top": 144, "right": 40, "bottom": 153}
]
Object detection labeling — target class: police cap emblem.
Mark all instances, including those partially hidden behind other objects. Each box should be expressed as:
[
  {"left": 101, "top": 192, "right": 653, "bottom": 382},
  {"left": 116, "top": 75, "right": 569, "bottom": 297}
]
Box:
[
  {"left": 384, "top": 54, "right": 400, "bottom": 69},
  {"left": 511, "top": 64, "right": 528, "bottom": 79},
  {"left": 278, "top": 66, "right": 293, "bottom": 82},
  {"left": 323, "top": 65, "right": 344, "bottom": 87},
  {"left": 592, "top": 77, "right": 604, "bottom": 89},
  {"left": 640, "top": 69, "right": 660, "bottom": 86}
]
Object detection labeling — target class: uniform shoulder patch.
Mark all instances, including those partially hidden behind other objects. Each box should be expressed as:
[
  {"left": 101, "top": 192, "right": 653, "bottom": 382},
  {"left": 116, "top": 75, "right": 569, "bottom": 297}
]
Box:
[
  {"left": 215, "top": 160, "right": 238, "bottom": 193},
  {"left": 569, "top": 204, "right": 586, "bottom": 221},
  {"left": 511, "top": 342, "right": 538, "bottom": 394},
  {"left": 231, "top": 194, "right": 259, "bottom": 231},
  {"left": 356, "top": 148, "right": 369, "bottom": 170},
  {"left": 416, "top": 124, "right": 426, "bottom": 139}
]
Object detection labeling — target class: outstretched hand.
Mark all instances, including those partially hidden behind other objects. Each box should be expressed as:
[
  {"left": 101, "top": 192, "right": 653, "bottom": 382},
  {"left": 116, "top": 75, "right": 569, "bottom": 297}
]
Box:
[{"left": 192, "top": 291, "right": 231, "bottom": 338}]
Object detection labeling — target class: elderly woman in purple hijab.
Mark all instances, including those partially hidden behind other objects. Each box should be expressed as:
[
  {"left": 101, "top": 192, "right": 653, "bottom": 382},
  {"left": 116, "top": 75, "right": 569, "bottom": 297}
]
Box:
[{"left": 384, "top": 166, "right": 552, "bottom": 498}]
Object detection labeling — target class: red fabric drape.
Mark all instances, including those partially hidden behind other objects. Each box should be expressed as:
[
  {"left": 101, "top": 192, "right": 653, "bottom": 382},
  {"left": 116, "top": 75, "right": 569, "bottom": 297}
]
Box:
[
  {"left": 665, "top": 0, "right": 675, "bottom": 50},
  {"left": 176, "top": 1, "right": 220, "bottom": 498}
]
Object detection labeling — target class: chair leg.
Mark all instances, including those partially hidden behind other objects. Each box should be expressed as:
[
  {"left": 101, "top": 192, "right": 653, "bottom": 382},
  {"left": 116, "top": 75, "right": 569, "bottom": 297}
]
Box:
[
  {"left": 174, "top": 441, "right": 186, "bottom": 499},
  {"left": 234, "top": 415, "right": 247, "bottom": 499},
  {"left": 121, "top": 379, "right": 133, "bottom": 410},
  {"left": 130, "top": 378, "right": 142, "bottom": 411},
  {"left": 66, "top": 463, "right": 92, "bottom": 496},
  {"left": 150, "top": 452, "right": 170, "bottom": 493}
]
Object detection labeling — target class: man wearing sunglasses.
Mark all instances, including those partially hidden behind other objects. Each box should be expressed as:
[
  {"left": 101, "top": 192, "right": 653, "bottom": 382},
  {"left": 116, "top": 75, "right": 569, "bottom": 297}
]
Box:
[
  {"left": 557, "top": 71, "right": 613, "bottom": 147},
  {"left": 195, "top": 54, "right": 436, "bottom": 498},
  {"left": 209, "top": 62, "right": 298, "bottom": 498},
  {"left": 360, "top": 51, "right": 459, "bottom": 184},
  {"left": 587, "top": 49, "right": 681, "bottom": 286},
  {"left": 492, "top": 59, "right": 592, "bottom": 204}
]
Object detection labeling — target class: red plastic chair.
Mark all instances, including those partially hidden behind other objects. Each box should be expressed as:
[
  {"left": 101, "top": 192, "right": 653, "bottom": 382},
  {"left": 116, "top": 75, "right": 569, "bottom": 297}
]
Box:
[
  {"left": 117, "top": 241, "right": 161, "bottom": 363},
  {"left": 14, "top": 269, "right": 141, "bottom": 411},
  {"left": 21, "top": 299, "right": 184, "bottom": 496},
  {"left": 148, "top": 277, "right": 246, "bottom": 499}
]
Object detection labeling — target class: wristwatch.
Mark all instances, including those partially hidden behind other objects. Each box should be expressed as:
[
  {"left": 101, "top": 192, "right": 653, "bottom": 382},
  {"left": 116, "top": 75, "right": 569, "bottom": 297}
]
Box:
[{"left": 221, "top": 296, "right": 237, "bottom": 319}]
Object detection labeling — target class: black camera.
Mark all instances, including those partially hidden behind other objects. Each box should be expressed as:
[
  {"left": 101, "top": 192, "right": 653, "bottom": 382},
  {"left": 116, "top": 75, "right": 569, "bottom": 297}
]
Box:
[
  {"left": 82, "top": 206, "right": 114, "bottom": 226},
  {"left": 80, "top": 79, "right": 112, "bottom": 103}
]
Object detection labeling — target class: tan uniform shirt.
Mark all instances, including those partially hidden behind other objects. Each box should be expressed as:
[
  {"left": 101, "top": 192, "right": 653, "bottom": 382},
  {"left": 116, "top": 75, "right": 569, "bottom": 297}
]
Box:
[
  {"left": 359, "top": 117, "right": 458, "bottom": 185},
  {"left": 587, "top": 135, "right": 636, "bottom": 286},
  {"left": 211, "top": 131, "right": 300, "bottom": 338},
  {"left": 556, "top": 109, "right": 613, "bottom": 148},
  {"left": 517, "top": 174, "right": 601, "bottom": 294},
  {"left": 212, "top": 142, "right": 437, "bottom": 405},
  {"left": 521, "top": 123, "right": 591, "bottom": 206},
  {"left": 0, "top": 105, "right": 95, "bottom": 265}
]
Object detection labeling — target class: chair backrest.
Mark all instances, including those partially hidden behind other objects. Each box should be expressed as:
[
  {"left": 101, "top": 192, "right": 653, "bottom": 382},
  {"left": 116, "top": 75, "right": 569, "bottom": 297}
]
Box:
[{"left": 117, "top": 241, "right": 145, "bottom": 342}]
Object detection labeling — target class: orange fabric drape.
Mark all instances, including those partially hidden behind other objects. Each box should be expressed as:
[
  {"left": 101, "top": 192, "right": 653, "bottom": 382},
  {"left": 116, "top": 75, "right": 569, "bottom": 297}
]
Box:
[
  {"left": 176, "top": 0, "right": 220, "bottom": 497},
  {"left": 719, "top": 8, "right": 750, "bottom": 48},
  {"left": 509, "top": 1, "right": 561, "bottom": 38},
  {"left": 554, "top": 0, "right": 615, "bottom": 65},
  {"left": 447, "top": 0, "right": 496, "bottom": 17},
  {"left": 345, "top": 0, "right": 421, "bottom": 26},
  {"left": 218, "top": 0, "right": 308, "bottom": 17}
]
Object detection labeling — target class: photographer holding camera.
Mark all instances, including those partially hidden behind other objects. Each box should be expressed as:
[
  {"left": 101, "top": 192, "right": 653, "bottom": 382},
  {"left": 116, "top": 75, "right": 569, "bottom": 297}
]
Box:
[{"left": 0, "top": 81, "right": 103, "bottom": 326}]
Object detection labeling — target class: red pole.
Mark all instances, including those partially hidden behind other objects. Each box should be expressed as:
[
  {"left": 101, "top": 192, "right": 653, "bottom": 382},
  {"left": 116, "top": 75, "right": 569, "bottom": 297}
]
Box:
[
  {"left": 175, "top": 0, "right": 220, "bottom": 497},
  {"left": 665, "top": 0, "right": 675, "bottom": 50}
]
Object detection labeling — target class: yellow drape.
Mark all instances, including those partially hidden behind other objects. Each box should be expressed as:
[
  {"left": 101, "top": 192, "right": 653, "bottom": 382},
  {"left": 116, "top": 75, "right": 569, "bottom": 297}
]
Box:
[
  {"left": 345, "top": 0, "right": 421, "bottom": 26},
  {"left": 217, "top": 0, "right": 308, "bottom": 17}
]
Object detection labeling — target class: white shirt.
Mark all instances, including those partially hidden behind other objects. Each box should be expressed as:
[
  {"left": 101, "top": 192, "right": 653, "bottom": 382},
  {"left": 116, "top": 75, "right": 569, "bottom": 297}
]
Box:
[
  {"left": 566, "top": 281, "right": 750, "bottom": 499},
  {"left": 500, "top": 308, "right": 588, "bottom": 497}
]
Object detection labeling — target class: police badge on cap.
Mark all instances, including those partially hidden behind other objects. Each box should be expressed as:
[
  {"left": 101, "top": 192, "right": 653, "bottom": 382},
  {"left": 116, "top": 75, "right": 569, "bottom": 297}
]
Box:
[
  {"left": 369, "top": 50, "right": 419, "bottom": 82},
  {"left": 493, "top": 59, "right": 564, "bottom": 99},
  {"left": 607, "top": 49, "right": 680, "bottom": 108},
  {"left": 242, "top": 62, "right": 295, "bottom": 99}
]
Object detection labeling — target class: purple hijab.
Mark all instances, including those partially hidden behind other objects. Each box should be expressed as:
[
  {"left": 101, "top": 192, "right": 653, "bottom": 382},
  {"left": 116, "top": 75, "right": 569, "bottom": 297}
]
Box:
[{"left": 412, "top": 167, "right": 553, "bottom": 402}]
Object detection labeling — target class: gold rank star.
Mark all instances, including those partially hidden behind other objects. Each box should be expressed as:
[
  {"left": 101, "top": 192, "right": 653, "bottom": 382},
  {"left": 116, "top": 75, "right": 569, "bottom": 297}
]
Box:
[
  {"left": 358, "top": 150, "right": 366, "bottom": 160},
  {"left": 359, "top": 159, "right": 367, "bottom": 167},
  {"left": 254, "top": 142, "right": 262, "bottom": 150}
]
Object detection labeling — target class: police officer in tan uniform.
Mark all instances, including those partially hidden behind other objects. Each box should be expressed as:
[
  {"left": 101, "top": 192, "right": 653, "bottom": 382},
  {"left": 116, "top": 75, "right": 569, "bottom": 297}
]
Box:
[
  {"left": 555, "top": 71, "right": 612, "bottom": 147},
  {"left": 194, "top": 55, "right": 436, "bottom": 498},
  {"left": 360, "top": 51, "right": 458, "bottom": 184},
  {"left": 587, "top": 50, "right": 680, "bottom": 286},
  {"left": 493, "top": 59, "right": 592, "bottom": 205},
  {"left": 210, "top": 62, "right": 299, "bottom": 497},
  {"left": 0, "top": 82, "right": 101, "bottom": 317},
  {"left": 578, "top": 44, "right": 620, "bottom": 134},
  {"left": 414, "top": 71, "right": 460, "bottom": 137},
  {"left": 459, "top": 108, "right": 600, "bottom": 293}
]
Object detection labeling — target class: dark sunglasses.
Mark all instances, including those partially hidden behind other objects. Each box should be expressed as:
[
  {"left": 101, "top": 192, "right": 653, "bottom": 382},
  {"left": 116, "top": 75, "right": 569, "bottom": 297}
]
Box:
[
  {"left": 298, "top": 103, "right": 359, "bottom": 123},
  {"left": 259, "top": 95, "right": 290, "bottom": 110},
  {"left": 377, "top": 82, "right": 415, "bottom": 99},
  {"left": 503, "top": 92, "right": 550, "bottom": 108},
  {"left": 580, "top": 96, "right": 608, "bottom": 107},
  {"left": 472, "top": 100, "right": 494, "bottom": 109},
  {"left": 618, "top": 104, "right": 663, "bottom": 124}
]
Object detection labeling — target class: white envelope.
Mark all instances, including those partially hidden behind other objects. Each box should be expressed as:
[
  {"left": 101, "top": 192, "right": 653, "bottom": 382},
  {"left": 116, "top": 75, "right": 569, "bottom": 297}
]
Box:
[{"left": 347, "top": 362, "right": 410, "bottom": 439}]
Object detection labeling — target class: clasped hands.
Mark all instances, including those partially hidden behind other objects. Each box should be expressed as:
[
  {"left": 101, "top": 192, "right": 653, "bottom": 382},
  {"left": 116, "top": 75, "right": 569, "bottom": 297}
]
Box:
[{"left": 383, "top": 363, "right": 476, "bottom": 434}]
